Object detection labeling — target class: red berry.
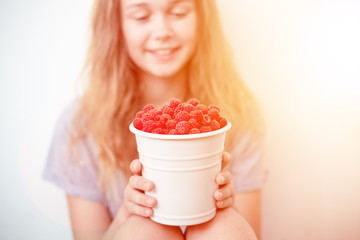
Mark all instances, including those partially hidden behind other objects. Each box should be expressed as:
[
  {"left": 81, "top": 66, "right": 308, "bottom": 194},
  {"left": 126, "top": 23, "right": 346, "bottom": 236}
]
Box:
[
  {"left": 202, "top": 114, "right": 211, "bottom": 126},
  {"left": 208, "top": 105, "right": 220, "bottom": 112},
  {"left": 190, "top": 110, "right": 203, "bottom": 123},
  {"left": 135, "top": 110, "right": 145, "bottom": 118},
  {"left": 219, "top": 117, "right": 227, "bottom": 128},
  {"left": 142, "top": 112, "right": 155, "bottom": 122},
  {"left": 169, "top": 129, "right": 178, "bottom": 135},
  {"left": 195, "top": 104, "right": 208, "bottom": 114},
  {"left": 210, "top": 120, "right": 220, "bottom": 131},
  {"left": 143, "top": 120, "right": 156, "bottom": 132},
  {"left": 175, "top": 111, "right": 190, "bottom": 122},
  {"left": 183, "top": 103, "right": 195, "bottom": 113},
  {"left": 176, "top": 121, "right": 191, "bottom": 134},
  {"left": 166, "top": 119, "right": 177, "bottom": 130},
  {"left": 174, "top": 103, "right": 185, "bottom": 116},
  {"left": 188, "top": 118, "right": 199, "bottom": 129},
  {"left": 200, "top": 126, "right": 212, "bottom": 133},
  {"left": 208, "top": 108, "right": 220, "bottom": 120},
  {"left": 133, "top": 118, "right": 143, "bottom": 130},
  {"left": 187, "top": 98, "right": 200, "bottom": 107},
  {"left": 143, "top": 104, "right": 155, "bottom": 112},
  {"left": 162, "top": 106, "right": 174, "bottom": 117},
  {"left": 169, "top": 98, "right": 181, "bottom": 109},
  {"left": 160, "top": 114, "right": 171, "bottom": 124},
  {"left": 152, "top": 128, "right": 165, "bottom": 134},
  {"left": 189, "top": 128, "right": 201, "bottom": 134}
]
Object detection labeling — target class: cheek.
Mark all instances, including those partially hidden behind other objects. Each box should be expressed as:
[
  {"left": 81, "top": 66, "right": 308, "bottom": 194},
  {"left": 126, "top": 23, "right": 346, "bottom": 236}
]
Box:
[
  {"left": 122, "top": 23, "right": 147, "bottom": 53},
  {"left": 176, "top": 15, "right": 197, "bottom": 48}
]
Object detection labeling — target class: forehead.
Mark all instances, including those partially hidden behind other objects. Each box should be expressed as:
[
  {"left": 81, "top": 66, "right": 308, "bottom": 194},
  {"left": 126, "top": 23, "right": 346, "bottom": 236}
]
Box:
[{"left": 121, "top": 0, "right": 195, "bottom": 9}]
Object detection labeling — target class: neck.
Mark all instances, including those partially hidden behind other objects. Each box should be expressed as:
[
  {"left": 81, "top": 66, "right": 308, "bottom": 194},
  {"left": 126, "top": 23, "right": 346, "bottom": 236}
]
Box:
[{"left": 139, "top": 70, "right": 187, "bottom": 107}]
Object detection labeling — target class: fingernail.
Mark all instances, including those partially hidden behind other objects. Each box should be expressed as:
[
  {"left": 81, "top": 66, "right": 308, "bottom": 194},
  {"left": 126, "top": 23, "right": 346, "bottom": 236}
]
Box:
[
  {"left": 144, "top": 183, "right": 151, "bottom": 191},
  {"left": 219, "top": 175, "right": 225, "bottom": 184},
  {"left": 216, "top": 191, "right": 222, "bottom": 199},
  {"left": 146, "top": 198, "right": 154, "bottom": 206}
]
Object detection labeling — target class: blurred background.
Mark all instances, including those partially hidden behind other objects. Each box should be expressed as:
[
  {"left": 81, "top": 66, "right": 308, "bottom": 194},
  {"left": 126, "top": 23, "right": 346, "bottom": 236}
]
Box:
[{"left": 0, "top": 0, "right": 359, "bottom": 239}]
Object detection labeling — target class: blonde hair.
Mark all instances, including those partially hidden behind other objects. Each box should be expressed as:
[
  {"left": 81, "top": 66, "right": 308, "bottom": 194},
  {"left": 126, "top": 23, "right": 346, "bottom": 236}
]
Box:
[{"left": 71, "top": 0, "right": 265, "bottom": 199}]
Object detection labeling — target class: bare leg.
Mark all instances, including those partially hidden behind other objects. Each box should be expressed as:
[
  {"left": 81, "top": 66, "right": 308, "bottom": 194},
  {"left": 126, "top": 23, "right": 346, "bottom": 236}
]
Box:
[
  {"left": 185, "top": 208, "right": 257, "bottom": 240},
  {"left": 114, "top": 216, "right": 184, "bottom": 240}
]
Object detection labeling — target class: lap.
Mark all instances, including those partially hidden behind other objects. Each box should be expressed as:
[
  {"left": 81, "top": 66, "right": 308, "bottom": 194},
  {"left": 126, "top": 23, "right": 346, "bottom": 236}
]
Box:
[
  {"left": 114, "top": 215, "right": 184, "bottom": 240},
  {"left": 185, "top": 208, "right": 257, "bottom": 240}
]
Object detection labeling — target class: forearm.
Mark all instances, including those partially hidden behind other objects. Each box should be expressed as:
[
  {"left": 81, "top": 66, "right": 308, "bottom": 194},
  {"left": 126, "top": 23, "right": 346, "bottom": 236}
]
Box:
[
  {"left": 102, "top": 205, "right": 128, "bottom": 240},
  {"left": 233, "top": 191, "right": 261, "bottom": 239}
]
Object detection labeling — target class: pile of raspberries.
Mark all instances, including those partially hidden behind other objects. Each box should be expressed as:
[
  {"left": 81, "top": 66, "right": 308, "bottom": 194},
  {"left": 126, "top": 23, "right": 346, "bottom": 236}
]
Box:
[{"left": 132, "top": 98, "right": 227, "bottom": 135}]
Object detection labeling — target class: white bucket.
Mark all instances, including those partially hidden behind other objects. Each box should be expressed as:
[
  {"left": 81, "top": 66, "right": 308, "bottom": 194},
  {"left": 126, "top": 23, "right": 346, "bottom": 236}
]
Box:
[{"left": 129, "top": 121, "right": 231, "bottom": 226}]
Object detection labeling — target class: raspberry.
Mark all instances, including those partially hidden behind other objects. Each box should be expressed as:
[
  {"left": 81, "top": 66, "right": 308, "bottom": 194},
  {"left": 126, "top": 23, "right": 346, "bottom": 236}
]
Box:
[
  {"left": 189, "top": 128, "right": 201, "bottom": 134},
  {"left": 166, "top": 119, "right": 177, "bottom": 130},
  {"left": 200, "top": 126, "right": 212, "bottom": 133},
  {"left": 169, "top": 98, "right": 181, "bottom": 109},
  {"left": 183, "top": 103, "right": 195, "bottom": 113},
  {"left": 143, "top": 120, "right": 156, "bottom": 132},
  {"left": 142, "top": 112, "right": 155, "bottom": 122},
  {"left": 210, "top": 119, "right": 220, "bottom": 131},
  {"left": 176, "top": 121, "right": 191, "bottom": 134},
  {"left": 162, "top": 106, "right": 174, "bottom": 117},
  {"left": 187, "top": 98, "right": 200, "bottom": 107},
  {"left": 143, "top": 104, "right": 155, "bottom": 112},
  {"left": 208, "top": 105, "right": 220, "bottom": 112},
  {"left": 175, "top": 111, "right": 190, "bottom": 122},
  {"left": 208, "top": 108, "right": 220, "bottom": 120},
  {"left": 202, "top": 114, "right": 211, "bottom": 126},
  {"left": 160, "top": 114, "right": 171, "bottom": 124},
  {"left": 174, "top": 103, "right": 185, "bottom": 116},
  {"left": 188, "top": 118, "right": 199, "bottom": 129},
  {"left": 152, "top": 128, "right": 165, "bottom": 134},
  {"left": 133, "top": 118, "right": 143, "bottom": 130},
  {"left": 149, "top": 108, "right": 162, "bottom": 116},
  {"left": 135, "top": 110, "right": 145, "bottom": 118},
  {"left": 169, "top": 129, "right": 178, "bottom": 135},
  {"left": 219, "top": 117, "right": 227, "bottom": 128},
  {"left": 190, "top": 110, "right": 203, "bottom": 123},
  {"left": 160, "top": 104, "right": 169, "bottom": 112},
  {"left": 195, "top": 104, "right": 208, "bottom": 114}
]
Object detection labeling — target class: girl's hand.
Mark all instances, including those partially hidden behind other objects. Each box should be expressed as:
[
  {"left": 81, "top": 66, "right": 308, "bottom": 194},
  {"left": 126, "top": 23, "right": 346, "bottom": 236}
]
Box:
[
  {"left": 120, "top": 159, "right": 157, "bottom": 221},
  {"left": 214, "top": 152, "right": 235, "bottom": 209}
]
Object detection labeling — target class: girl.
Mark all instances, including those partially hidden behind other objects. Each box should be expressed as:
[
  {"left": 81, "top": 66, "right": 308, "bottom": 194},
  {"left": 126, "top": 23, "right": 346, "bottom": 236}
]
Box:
[{"left": 43, "top": 0, "right": 266, "bottom": 239}]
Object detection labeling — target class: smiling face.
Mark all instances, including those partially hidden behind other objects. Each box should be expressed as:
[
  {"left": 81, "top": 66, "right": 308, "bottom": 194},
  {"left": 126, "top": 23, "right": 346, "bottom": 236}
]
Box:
[{"left": 121, "top": 0, "right": 197, "bottom": 79}]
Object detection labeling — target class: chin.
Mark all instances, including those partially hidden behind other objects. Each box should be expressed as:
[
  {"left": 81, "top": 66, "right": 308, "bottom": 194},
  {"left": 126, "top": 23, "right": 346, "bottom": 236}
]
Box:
[{"left": 150, "top": 67, "right": 184, "bottom": 78}]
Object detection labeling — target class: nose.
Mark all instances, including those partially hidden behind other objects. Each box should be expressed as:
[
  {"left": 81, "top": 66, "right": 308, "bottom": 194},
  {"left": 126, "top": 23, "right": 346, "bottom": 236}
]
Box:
[{"left": 152, "top": 14, "right": 174, "bottom": 41}]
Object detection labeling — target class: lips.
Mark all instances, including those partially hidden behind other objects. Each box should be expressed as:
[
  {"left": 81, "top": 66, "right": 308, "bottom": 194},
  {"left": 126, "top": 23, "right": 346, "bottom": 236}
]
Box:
[{"left": 148, "top": 47, "right": 180, "bottom": 60}]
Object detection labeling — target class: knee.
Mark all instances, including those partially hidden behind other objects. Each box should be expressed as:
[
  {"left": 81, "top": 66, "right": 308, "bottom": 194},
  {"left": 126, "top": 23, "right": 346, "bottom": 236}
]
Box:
[
  {"left": 115, "top": 215, "right": 184, "bottom": 240},
  {"left": 185, "top": 208, "right": 257, "bottom": 240}
]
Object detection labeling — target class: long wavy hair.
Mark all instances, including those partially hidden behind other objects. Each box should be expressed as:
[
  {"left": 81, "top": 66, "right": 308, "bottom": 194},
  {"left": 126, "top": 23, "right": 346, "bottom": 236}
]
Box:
[{"left": 71, "top": 0, "right": 265, "bottom": 199}]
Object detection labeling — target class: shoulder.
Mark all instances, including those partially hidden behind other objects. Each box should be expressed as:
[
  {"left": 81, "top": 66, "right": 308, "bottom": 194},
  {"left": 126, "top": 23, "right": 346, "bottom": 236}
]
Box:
[{"left": 56, "top": 98, "right": 81, "bottom": 128}]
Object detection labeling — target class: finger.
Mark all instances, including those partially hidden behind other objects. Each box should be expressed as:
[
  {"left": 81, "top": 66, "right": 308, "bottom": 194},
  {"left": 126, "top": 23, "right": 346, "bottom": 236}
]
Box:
[
  {"left": 216, "top": 170, "right": 231, "bottom": 185},
  {"left": 214, "top": 182, "right": 234, "bottom": 201},
  {"left": 129, "top": 189, "right": 157, "bottom": 208},
  {"left": 130, "top": 159, "right": 142, "bottom": 175},
  {"left": 216, "top": 197, "right": 234, "bottom": 209},
  {"left": 126, "top": 201, "right": 153, "bottom": 217},
  {"left": 221, "top": 152, "right": 231, "bottom": 170},
  {"left": 129, "top": 175, "right": 154, "bottom": 192}
]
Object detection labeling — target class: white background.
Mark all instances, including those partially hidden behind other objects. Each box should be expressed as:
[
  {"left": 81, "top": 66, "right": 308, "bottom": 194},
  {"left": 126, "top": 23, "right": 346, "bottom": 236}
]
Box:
[{"left": 1, "top": 0, "right": 359, "bottom": 239}]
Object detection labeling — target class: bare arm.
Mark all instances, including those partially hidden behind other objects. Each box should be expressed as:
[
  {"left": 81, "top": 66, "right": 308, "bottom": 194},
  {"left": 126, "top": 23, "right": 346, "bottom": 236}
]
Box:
[
  {"left": 66, "top": 194, "right": 122, "bottom": 240},
  {"left": 233, "top": 190, "right": 262, "bottom": 239}
]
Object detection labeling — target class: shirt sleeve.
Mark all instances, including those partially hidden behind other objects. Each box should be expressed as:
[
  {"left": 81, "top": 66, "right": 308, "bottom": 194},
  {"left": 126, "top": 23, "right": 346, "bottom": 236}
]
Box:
[
  {"left": 42, "top": 100, "right": 105, "bottom": 203},
  {"left": 230, "top": 132, "right": 268, "bottom": 192}
]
